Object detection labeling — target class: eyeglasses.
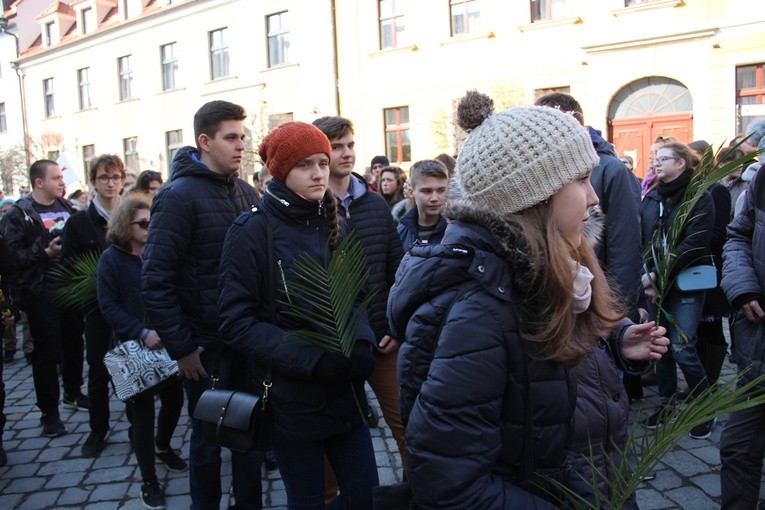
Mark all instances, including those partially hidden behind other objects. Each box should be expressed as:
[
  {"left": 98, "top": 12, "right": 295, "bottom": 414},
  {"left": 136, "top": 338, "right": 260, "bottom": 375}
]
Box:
[
  {"left": 653, "top": 156, "right": 678, "bottom": 165},
  {"left": 96, "top": 174, "right": 124, "bottom": 184},
  {"left": 131, "top": 220, "right": 150, "bottom": 230}
]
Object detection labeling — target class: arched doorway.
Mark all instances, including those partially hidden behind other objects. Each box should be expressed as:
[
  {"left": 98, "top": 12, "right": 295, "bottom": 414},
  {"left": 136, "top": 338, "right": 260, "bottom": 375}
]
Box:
[{"left": 608, "top": 77, "right": 693, "bottom": 179}]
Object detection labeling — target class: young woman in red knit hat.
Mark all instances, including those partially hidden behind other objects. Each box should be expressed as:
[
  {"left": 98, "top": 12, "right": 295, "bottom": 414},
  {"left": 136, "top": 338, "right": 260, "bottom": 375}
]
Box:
[{"left": 218, "top": 121, "right": 379, "bottom": 509}]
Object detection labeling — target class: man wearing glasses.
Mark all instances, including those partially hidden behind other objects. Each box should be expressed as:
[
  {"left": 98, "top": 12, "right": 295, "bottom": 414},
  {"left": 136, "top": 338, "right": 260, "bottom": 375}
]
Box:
[
  {"left": 61, "top": 154, "right": 127, "bottom": 457},
  {"left": 0, "top": 159, "right": 82, "bottom": 438}
]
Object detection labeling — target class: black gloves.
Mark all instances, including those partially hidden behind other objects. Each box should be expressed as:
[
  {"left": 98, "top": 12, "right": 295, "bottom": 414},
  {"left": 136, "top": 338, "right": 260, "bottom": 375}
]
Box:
[
  {"left": 313, "top": 351, "right": 351, "bottom": 382},
  {"left": 350, "top": 341, "right": 375, "bottom": 380}
]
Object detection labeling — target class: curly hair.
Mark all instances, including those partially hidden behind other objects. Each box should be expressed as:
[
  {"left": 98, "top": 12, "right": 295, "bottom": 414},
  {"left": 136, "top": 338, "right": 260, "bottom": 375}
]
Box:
[{"left": 106, "top": 196, "right": 151, "bottom": 251}]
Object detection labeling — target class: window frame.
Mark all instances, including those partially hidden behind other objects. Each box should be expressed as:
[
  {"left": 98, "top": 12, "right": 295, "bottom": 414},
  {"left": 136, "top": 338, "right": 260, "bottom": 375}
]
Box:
[
  {"left": 383, "top": 106, "right": 411, "bottom": 164},
  {"left": 379, "top": 0, "right": 406, "bottom": 50},
  {"left": 123, "top": 136, "right": 139, "bottom": 172},
  {"left": 209, "top": 28, "right": 230, "bottom": 80},
  {"left": 266, "top": 11, "right": 290, "bottom": 68},
  {"left": 78, "top": 67, "right": 92, "bottom": 110},
  {"left": 81, "top": 7, "right": 95, "bottom": 34},
  {"left": 450, "top": 0, "right": 480, "bottom": 36},
  {"left": 43, "top": 77, "right": 55, "bottom": 118},
  {"left": 0, "top": 103, "right": 6, "bottom": 133},
  {"left": 530, "top": 0, "right": 567, "bottom": 22},
  {"left": 165, "top": 129, "right": 183, "bottom": 165},
  {"left": 737, "top": 62, "right": 765, "bottom": 106},
  {"left": 82, "top": 144, "right": 95, "bottom": 175},
  {"left": 118, "top": 55, "right": 133, "bottom": 101},
  {"left": 160, "top": 42, "right": 178, "bottom": 91}
]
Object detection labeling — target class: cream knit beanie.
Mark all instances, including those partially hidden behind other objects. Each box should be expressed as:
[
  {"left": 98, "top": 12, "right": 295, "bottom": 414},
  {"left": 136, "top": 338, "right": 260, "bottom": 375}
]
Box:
[{"left": 457, "top": 94, "right": 599, "bottom": 215}]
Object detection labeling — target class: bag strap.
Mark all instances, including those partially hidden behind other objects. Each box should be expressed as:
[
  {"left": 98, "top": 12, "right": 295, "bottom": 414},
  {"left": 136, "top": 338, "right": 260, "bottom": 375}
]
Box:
[{"left": 211, "top": 206, "right": 276, "bottom": 388}]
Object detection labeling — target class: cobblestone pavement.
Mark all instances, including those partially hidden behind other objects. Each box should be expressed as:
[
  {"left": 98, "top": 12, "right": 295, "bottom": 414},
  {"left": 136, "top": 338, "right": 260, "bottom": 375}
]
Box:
[{"left": 0, "top": 352, "right": 762, "bottom": 509}]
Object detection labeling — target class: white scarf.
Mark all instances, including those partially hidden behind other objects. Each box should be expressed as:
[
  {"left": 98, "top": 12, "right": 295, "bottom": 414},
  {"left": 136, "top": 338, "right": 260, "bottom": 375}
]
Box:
[
  {"left": 92, "top": 194, "right": 121, "bottom": 223},
  {"left": 572, "top": 262, "right": 594, "bottom": 314}
]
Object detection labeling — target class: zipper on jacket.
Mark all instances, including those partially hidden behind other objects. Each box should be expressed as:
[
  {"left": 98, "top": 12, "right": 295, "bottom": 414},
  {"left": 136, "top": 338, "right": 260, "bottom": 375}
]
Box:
[{"left": 277, "top": 259, "right": 291, "bottom": 304}]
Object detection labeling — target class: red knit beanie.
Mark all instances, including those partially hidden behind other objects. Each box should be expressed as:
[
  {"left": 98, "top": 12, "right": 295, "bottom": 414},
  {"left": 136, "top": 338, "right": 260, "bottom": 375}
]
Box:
[{"left": 258, "top": 121, "right": 332, "bottom": 182}]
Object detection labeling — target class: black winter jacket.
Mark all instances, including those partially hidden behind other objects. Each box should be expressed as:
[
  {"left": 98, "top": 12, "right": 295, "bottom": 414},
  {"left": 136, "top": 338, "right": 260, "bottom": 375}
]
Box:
[
  {"left": 588, "top": 128, "right": 643, "bottom": 316},
  {"left": 722, "top": 169, "right": 765, "bottom": 385},
  {"left": 337, "top": 174, "right": 403, "bottom": 342},
  {"left": 142, "top": 146, "right": 259, "bottom": 360},
  {"left": 389, "top": 202, "right": 575, "bottom": 509},
  {"left": 218, "top": 179, "right": 376, "bottom": 442},
  {"left": 640, "top": 172, "right": 715, "bottom": 285},
  {"left": 0, "top": 196, "right": 74, "bottom": 300},
  {"left": 61, "top": 203, "right": 107, "bottom": 262},
  {"left": 98, "top": 245, "right": 145, "bottom": 342},
  {"left": 702, "top": 183, "right": 732, "bottom": 318},
  {"left": 396, "top": 205, "right": 448, "bottom": 254}
]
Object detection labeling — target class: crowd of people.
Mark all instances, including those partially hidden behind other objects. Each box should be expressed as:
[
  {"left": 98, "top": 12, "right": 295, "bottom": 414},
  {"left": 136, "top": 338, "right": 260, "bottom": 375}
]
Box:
[{"left": 0, "top": 93, "right": 763, "bottom": 510}]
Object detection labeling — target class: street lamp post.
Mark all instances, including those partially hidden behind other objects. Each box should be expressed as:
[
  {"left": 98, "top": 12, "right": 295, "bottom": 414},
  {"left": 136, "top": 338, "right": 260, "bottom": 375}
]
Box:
[{"left": 0, "top": 17, "right": 31, "bottom": 170}]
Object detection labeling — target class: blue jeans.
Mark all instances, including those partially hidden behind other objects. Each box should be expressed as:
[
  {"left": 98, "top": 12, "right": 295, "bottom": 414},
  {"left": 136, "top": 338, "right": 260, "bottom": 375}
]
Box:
[
  {"left": 185, "top": 348, "right": 264, "bottom": 510},
  {"left": 273, "top": 424, "right": 378, "bottom": 510},
  {"left": 651, "top": 290, "right": 710, "bottom": 405}
]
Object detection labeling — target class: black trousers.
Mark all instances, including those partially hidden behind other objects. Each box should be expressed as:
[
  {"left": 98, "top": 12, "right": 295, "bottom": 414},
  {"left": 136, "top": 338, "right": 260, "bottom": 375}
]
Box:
[
  {"left": 25, "top": 290, "right": 84, "bottom": 415},
  {"left": 85, "top": 310, "right": 113, "bottom": 434}
]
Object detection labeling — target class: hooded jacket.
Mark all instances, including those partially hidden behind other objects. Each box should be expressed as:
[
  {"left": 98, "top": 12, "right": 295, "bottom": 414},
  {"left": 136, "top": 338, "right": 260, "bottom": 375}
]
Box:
[
  {"left": 588, "top": 127, "right": 643, "bottom": 316},
  {"left": 141, "top": 146, "right": 259, "bottom": 360},
  {"left": 218, "top": 179, "right": 376, "bottom": 441},
  {"left": 722, "top": 168, "right": 765, "bottom": 386},
  {"left": 389, "top": 201, "right": 575, "bottom": 509},
  {"left": 0, "top": 196, "right": 75, "bottom": 300}
]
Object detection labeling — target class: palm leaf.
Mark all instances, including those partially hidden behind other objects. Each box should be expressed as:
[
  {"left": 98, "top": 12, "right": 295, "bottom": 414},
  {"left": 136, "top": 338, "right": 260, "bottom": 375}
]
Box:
[
  {"left": 48, "top": 250, "right": 100, "bottom": 314},
  {"left": 542, "top": 372, "right": 765, "bottom": 508},
  {"left": 280, "top": 232, "right": 376, "bottom": 358}
]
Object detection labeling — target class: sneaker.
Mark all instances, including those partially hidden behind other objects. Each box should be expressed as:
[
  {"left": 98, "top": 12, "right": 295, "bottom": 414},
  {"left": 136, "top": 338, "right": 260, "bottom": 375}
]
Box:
[
  {"left": 642, "top": 407, "right": 676, "bottom": 430},
  {"left": 689, "top": 420, "right": 714, "bottom": 440},
  {"left": 141, "top": 479, "right": 166, "bottom": 510},
  {"left": 81, "top": 431, "right": 106, "bottom": 458},
  {"left": 63, "top": 392, "right": 90, "bottom": 411},
  {"left": 155, "top": 447, "right": 188, "bottom": 472},
  {"left": 40, "top": 413, "right": 67, "bottom": 438}
]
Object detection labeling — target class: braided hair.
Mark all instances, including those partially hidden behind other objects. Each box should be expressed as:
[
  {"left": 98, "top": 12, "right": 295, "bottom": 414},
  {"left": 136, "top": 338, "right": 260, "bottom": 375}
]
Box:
[{"left": 323, "top": 189, "right": 340, "bottom": 250}]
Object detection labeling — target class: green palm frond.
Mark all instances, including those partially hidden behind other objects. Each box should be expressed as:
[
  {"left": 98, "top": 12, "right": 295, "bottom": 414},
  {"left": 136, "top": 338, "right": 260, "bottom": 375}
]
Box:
[
  {"left": 48, "top": 250, "right": 100, "bottom": 314},
  {"left": 543, "top": 372, "right": 765, "bottom": 509},
  {"left": 643, "top": 140, "right": 763, "bottom": 331},
  {"left": 280, "top": 232, "right": 376, "bottom": 358}
]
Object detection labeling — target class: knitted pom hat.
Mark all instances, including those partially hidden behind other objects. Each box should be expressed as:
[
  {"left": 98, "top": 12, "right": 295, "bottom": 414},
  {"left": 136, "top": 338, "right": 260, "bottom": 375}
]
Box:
[
  {"left": 258, "top": 121, "right": 332, "bottom": 182},
  {"left": 456, "top": 93, "right": 599, "bottom": 215}
]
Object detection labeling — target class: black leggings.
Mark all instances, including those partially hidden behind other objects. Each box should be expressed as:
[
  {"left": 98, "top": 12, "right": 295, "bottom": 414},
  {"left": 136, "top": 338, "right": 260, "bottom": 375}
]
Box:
[{"left": 128, "top": 378, "right": 184, "bottom": 483}]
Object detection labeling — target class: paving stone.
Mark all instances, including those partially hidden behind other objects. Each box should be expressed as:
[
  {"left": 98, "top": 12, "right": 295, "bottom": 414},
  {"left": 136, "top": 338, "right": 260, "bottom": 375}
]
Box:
[
  {"left": 665, "top": 486, "right": 718, "bottom": 509},
  {"left": 691, "top": 473, "right": 721, "bottom": 498},
  {"left": 37, "top": 457, "right": 94, "bottom": 475},
  {"left": 660, "top": 450, "right": 713, "bottom": 477},
  {"left": 2, "top": 461, "right": 38, "bottom": 479},
  {"left": 648, "top": 469, "right": 683, "bottom": 491},
  {"left": 83, "top": 465, "right": 136, "bottom": 484},
  {"left": 58, "top": 487, "right": 92, "bottom": 506},
  {"left": 86, "top": 502, "right": 127, "bottom": 510},
  {"left": 17, "top": 490, "right": 61, "bottom": 509},
  {"left": 5, "top": 475, "right": 45, "bottom": 493},
  {"left": 92, "top": 454, "right": 126, "bottom": 469},
  {"left": 45, "top": 471, "right": 86, "bottom": 489},
  {"left": 36, "top": 446, "right": 71, "bottom": 462},
  {"left": 0, "top": 493, "right": 24, "bottom": 508},
  {"left": 90, "top": 482, "right": 131, "bottom": 502}
]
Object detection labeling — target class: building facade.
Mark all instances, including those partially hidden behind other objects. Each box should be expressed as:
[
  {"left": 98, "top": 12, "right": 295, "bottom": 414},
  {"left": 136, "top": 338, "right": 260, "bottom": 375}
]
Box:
[{"left": 0, "top": 0, "right": 763, "bottom": 186}]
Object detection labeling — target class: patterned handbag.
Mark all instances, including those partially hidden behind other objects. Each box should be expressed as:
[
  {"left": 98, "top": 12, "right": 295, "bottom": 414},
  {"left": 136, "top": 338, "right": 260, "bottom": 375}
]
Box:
[{"left": 103, "top": 339, "right": 179, "bottom": 401}]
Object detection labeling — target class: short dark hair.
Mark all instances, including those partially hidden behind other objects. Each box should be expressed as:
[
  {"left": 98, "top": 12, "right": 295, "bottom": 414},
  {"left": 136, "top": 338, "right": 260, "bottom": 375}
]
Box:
[
  {"left": 534, "top": 92, "right": 585, "bottom": 125},
  {"left": 409, "top": 159, "right": 449, "bottom": 189},
  {"left": 89, "top": 154, "right": 126, "bottom": 182},
  {"left": 312, "top": 116, "right": 354, "bottom": 141},
  {"left": 29, "top": 159, "right": 57, "bottom": 186},
  {"left": 193, "top": 100, "right": 246, "bottom": 147},
  {"left": 135, "top": 170, "right": 163, "bottom": 193}
]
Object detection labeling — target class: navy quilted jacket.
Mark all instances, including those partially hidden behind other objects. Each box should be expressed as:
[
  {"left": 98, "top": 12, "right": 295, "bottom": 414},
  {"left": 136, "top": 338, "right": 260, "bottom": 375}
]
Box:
[{"left": 141, "top": 146, "right": 259, "bottom": 360}]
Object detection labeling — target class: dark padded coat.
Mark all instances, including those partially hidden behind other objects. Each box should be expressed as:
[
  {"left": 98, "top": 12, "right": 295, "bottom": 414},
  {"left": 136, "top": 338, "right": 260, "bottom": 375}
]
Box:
[
  {"left": 218, "top": 179, "right": 376, "bottom": 442},
  {"left": 588, "top": 128, "right": 643, "bottom": 316},
  {"left": 722, "top": 168, "right": 765, "bottom": 385},
  {"left": 396, "top": 205, "right": 448, "bottom": 254},
  {"left": 97, "top": 245, "right": 145, "bottom": 342},
  {"left": 141, "top": 146, "right": 259, "bottom": 360},
  {"left": 337, "top": 174, "right": 403, "bottom": 342},
  {"left": 389, "top": 202, "right": 575, "bottom": 510}
]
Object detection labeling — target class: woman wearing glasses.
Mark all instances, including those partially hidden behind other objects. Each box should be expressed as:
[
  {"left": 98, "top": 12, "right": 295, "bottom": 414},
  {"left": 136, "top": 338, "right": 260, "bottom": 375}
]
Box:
[
  {"left": 640, "top": 142, "right": 716, "bottom": 439},
  {"left": 97, "top": 197, "right": 186, "bottom": 510}
]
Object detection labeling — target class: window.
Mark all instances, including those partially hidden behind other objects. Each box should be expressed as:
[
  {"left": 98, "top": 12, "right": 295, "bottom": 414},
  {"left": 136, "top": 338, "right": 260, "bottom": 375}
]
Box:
[
  {"left": 209, "top": 28, "right": 229, "bottom": 80},
  {"left": 267, "top": 12, "right": 290, "bottom": 67},
  {"left": 123, "top": 137, "right": 139, "bottom": 172},
  {"left": 161, "top": 43, "right": 178, "bottom": 90},
  {"left": 118, "top": 55, "right": 133, "bottom": 101},
  {"left": 81, "top": 7, "right": 95, "bottom": 34},
  {"left": 379, "top": 0, "right": 406, "bottom": 49},
  {"left": 78, "top": 67, "right": 92, "bottom": 110},
  {"left": 384, "top": 106, "right": 411, "bottom": 163},
  {"left": 82, "top": 144, "right": 95, "bottom": 174},
  {"left": 165, "top": 129, "right": 183, "bottom": 164},
  {"left": 625, "top": 0, "right": 662, "bottom": 5},
  {"left": 450, "top": 0, "right": 481, "bottom": 36},
  {"left": 43, "top": 78, "right": 55, "bottom": 118},
  {"left": 737, "top": 63, "right": 765, "bottom": 106},
  {"left": 0, "top": 103, "right": 6, "bottom": 133},
  {"left": 44, "top": 21, "right": 54, "bottom": 46},
  {"left": 530, "top": 0, "right": 568, "bottom": 22}
]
